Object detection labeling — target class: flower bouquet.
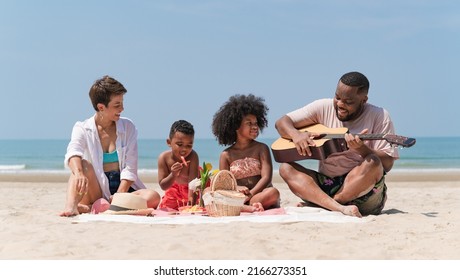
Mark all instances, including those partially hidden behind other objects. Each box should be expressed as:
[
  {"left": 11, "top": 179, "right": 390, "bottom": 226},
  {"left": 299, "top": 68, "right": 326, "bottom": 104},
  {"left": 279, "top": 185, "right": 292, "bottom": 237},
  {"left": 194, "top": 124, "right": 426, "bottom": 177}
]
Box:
[{"left": 188, "top": 162, "right": 218, "bottom": 208}]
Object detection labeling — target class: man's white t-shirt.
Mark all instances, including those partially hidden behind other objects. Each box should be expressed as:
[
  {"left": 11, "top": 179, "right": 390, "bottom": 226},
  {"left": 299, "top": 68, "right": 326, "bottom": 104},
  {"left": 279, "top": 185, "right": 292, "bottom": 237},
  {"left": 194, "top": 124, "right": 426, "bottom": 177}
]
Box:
[{"left": 286, "top": 98, "right": 399, "bottom": 177}]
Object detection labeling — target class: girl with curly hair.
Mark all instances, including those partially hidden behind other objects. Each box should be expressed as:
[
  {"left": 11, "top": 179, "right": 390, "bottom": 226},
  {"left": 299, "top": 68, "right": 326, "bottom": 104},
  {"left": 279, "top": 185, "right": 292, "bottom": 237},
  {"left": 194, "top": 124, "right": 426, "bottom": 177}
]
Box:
[{"left": 212, "top": 94, "right": 280, "bottom": 211}]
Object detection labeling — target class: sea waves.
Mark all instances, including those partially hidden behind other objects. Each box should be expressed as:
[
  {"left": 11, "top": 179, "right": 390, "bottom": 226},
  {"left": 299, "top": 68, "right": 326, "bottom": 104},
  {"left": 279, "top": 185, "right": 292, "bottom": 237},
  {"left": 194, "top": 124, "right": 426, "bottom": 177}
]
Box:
[{"left": 0, "top": 164, "right": 26, "bottom": 171}]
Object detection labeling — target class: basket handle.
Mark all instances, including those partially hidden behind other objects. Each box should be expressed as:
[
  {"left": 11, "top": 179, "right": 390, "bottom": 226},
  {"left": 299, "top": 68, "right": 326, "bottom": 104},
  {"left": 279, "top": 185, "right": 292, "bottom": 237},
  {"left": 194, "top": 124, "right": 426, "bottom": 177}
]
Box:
[{"left": 210, "top": 170, "right": 237, "bottom": 191}]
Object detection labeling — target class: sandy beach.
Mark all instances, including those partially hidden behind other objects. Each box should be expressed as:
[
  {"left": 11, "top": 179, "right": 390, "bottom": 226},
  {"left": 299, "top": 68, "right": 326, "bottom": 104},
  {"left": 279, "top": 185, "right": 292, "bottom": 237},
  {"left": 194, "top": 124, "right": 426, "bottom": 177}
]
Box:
[{"left": 0, "top": 171, "right": 459, "bottom": 260}]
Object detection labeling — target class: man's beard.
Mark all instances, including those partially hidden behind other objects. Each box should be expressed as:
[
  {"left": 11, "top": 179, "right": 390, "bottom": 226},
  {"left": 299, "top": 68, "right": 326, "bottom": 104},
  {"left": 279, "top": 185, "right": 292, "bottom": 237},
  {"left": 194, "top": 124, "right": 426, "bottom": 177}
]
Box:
[{"left": 335, "top": 103, "right": 364, "bottom": 122}]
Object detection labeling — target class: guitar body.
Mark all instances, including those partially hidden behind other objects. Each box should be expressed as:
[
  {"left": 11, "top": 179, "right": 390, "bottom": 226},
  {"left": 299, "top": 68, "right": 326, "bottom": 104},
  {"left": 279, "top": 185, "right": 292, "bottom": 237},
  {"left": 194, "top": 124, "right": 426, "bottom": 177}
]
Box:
[{"left": 271, "top": 124, "right": 349, "bottom": 162}]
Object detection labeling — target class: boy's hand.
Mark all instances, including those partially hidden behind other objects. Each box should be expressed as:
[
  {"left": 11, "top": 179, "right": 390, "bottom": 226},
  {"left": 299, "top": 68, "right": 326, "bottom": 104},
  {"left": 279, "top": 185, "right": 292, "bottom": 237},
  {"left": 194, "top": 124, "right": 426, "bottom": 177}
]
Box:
[{"left": 171, "top": 161, "right": 183, "bottom": 177}]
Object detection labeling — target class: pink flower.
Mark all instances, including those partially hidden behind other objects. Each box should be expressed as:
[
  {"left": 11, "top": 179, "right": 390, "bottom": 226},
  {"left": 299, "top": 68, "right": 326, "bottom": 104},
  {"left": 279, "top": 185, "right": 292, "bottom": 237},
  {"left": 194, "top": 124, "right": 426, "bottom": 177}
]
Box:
[{"left": 324, "top": 179, "right": 334, "bottom": 186}]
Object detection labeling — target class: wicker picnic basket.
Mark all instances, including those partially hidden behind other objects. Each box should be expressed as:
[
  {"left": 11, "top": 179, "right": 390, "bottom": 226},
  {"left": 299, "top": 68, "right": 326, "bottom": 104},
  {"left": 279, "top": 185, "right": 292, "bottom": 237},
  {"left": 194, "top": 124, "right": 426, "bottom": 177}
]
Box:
[{"left": 202, "top": 170, "right": 246, "bottom": 217}]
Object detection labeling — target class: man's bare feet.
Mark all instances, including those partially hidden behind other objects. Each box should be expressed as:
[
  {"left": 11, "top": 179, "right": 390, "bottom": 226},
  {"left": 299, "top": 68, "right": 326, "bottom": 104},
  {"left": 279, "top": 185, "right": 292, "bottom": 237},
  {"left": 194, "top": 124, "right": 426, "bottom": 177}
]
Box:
[
  {"left": 297, "top": 201, "right": 362, "bottom": 218},
  {"left": 296, "top": 201, "right": 320, "bottom": 208},
  {"left": 341, "top": 205, "right": 362, "bottom": 218}
]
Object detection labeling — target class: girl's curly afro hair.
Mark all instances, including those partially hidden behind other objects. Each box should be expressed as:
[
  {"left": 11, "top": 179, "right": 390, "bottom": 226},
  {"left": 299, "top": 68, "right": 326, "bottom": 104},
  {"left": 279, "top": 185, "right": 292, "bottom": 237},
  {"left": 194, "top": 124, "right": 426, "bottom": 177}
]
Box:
[{"left": 212, "top": 94, "right": 269, "bottom": 146}]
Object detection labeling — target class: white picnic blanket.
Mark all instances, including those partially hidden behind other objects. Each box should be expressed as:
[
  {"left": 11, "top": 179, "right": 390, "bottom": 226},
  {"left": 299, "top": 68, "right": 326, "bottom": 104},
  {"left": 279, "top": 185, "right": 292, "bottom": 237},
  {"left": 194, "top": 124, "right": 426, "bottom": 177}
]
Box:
[{"left": 76, "top": 206, "right": 370, "bottom": 224}]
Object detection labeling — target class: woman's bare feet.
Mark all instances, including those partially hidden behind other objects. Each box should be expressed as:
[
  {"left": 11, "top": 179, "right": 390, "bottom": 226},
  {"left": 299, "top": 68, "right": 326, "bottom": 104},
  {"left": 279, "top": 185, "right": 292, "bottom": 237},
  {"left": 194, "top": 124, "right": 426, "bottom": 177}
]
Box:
[{"left": 78, "top": 203, "right": 91, "bottom": 214}]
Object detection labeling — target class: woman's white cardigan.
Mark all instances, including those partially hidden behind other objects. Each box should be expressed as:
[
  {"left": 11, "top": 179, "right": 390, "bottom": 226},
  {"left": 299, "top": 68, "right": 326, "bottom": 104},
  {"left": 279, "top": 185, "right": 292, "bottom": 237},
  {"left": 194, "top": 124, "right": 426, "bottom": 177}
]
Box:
[{"left": 64, "top": 115, "right": 146, "bottom": 200}]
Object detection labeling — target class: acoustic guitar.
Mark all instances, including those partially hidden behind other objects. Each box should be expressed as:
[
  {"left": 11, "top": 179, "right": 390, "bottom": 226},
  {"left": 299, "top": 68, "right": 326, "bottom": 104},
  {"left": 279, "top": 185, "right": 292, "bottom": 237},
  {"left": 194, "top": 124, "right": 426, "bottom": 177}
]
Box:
[{"left": 271, "top": 124, "right": 416, "bottom": 163}]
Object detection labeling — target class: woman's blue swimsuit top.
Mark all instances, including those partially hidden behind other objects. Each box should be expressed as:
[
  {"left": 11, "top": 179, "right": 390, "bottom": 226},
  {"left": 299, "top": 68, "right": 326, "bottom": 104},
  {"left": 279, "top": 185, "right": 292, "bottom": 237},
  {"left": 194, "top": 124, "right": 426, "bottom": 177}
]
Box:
[{"left": 103, "top": 150, "right": 119, "bottom": 163}]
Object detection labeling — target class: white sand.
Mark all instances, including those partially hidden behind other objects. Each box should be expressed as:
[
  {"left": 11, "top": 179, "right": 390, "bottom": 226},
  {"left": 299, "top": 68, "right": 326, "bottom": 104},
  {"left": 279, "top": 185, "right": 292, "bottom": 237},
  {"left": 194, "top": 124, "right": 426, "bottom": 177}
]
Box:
[{"left": 0, "top": 171, "right": 459, "bottom": 260}]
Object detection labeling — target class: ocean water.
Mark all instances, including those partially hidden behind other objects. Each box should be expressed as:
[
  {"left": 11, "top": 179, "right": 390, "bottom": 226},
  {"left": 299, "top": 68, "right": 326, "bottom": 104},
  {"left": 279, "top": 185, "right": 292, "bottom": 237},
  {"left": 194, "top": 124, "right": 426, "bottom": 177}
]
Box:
[{"left": 0, "top": 137, "right": 459, "bottom": 174}]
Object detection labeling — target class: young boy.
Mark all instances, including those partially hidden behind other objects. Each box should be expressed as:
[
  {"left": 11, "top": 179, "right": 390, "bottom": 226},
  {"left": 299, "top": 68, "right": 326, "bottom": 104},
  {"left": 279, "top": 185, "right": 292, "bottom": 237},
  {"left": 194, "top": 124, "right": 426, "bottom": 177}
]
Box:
[{"left": 157, "top": 120, "right": 199, "bottom": 210}]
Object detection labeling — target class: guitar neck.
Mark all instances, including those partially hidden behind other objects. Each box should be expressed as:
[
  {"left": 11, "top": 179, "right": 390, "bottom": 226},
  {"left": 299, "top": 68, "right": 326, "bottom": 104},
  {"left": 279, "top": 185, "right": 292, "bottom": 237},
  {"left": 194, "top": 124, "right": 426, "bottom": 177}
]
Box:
[
  {"left": 321, "top": 133, "right": 385, "bottom": 140},
  {"left": 322, "top": 133, "right": 416, "bottom": 148}
]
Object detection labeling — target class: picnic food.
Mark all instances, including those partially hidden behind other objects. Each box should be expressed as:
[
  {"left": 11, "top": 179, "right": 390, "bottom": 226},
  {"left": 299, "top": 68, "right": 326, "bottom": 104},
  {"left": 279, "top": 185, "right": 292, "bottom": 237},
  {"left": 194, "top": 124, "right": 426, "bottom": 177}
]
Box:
[
  {"left": 179, "top": 205, "right": 206, "bottom": 213},
  {"left": 180, "top": 156, "right": 188, "bottom": 166}
]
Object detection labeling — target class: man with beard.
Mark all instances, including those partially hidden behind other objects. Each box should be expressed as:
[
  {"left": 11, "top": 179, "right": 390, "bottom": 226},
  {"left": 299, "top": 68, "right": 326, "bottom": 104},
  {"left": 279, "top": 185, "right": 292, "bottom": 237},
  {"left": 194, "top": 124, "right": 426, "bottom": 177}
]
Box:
[{"left": 275, "top": 71, "right": 399, "bottom": 217}]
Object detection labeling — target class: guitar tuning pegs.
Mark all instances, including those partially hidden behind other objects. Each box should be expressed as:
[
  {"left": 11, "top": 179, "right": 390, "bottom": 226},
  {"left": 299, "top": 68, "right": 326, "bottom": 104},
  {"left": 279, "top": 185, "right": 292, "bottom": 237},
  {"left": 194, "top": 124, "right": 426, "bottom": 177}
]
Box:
[{"left": 390, "top": 143, "right": 401, "bottom": 149}]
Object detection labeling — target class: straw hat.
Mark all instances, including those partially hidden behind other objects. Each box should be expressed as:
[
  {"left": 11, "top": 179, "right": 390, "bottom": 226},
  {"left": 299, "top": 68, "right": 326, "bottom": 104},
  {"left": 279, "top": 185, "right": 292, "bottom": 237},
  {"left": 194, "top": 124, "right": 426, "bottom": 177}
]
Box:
[{"left": 102, "top": 193, "right": 153, "bottom": 215}]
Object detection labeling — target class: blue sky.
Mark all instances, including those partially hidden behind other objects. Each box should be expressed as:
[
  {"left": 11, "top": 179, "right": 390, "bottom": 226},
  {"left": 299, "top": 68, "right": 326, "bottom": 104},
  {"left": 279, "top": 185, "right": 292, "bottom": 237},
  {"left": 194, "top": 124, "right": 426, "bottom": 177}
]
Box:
[{"left": 1, "top": 0, "right": 459, "bottom": 139}]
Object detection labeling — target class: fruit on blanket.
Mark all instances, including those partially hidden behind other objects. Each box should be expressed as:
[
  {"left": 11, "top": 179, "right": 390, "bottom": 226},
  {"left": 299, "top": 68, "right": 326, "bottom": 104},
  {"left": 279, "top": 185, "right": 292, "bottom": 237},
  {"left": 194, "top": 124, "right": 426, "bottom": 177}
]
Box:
[{"left": 179, "top": 205, "right": 206, "bottom": 213}]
